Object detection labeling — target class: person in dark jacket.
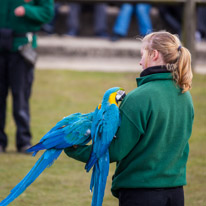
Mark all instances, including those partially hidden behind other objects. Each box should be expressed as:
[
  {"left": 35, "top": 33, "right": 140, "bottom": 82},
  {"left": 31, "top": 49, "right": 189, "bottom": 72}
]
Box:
[
  {"left": 64, "top": 31, "right": 194, "bottom": 206},
  {"left": 0, "top": 0, "right": 54, "bottom": 153},
  {"left": 66, "top": 3, "right": 108, "bottom": 37}
]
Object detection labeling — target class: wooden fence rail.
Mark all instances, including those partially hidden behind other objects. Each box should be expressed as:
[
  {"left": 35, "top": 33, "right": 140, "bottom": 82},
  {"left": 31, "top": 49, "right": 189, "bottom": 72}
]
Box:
[{"left": 55, "top": 0, "right": 206, "bottom": 66}]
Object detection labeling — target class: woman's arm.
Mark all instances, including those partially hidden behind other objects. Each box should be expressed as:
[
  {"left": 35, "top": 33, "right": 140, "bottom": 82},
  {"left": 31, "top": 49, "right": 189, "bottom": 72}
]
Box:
[
  {"left": 64, "top": 145, "right": 92, "bottom": 163},
  {"left": 64, "top": 110, "right": 142, "bottom": 164}
]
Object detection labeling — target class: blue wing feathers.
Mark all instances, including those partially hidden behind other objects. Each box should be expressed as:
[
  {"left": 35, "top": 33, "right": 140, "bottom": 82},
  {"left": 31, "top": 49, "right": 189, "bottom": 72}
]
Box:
[
  {"left": 86, "top": 105, "right": 119, "bottom": 173},
  {"left": 0, "top": 111, "right": 94, "bottom": 206},
  {"left": 28, "top": 112, "right": 93, "bottom": 155}
]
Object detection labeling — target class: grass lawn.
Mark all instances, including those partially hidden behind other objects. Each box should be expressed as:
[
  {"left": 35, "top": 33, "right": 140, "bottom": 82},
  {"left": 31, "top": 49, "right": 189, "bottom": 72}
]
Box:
[{"left": 0, "top": 69, "right": 205, "bottom": 206}]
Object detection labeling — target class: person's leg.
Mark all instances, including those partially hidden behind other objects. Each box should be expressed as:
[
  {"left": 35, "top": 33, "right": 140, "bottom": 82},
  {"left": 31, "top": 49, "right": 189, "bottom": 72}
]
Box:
[
  {"left": 67, "top": 3, "right": 81, "bottom": 35},
  {"left": 9, "top": 52, "right": 33, "bottom": 151},
  {"left": 135, "top": 4, "right": 152, "bottom": 36},
  {"left": 41, "top": 3, "right": 60, "bottom": 34},
  {"left": 169, "top": 187, "right": 184, "bottom": 206},
  {"left": 113, "top": 3, "right": 134, "bottom": 37},
  {"left": 0, "top": 53, "right": 9, "bottom": 151},
  {"left": 158, "top": 6, "right": 182, "bottom": 36},
  {"left": 197, "top": 7, "right": 206, "bottom": 39},
  {"left": 94, "top": 3, "right": 108, "bottom": 37},
  {"left": 119, "top": 187, "right": 184, "bottom": 206},
  {"left": 119, "top": 188, "right": 168, "bottom": 206}
]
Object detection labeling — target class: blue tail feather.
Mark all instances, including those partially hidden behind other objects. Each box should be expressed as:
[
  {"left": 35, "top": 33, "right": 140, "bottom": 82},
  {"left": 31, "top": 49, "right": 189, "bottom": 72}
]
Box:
[
  {"left": 90, "top": 151, "right": 109, "bottom": 206},
  {"left": 0, "top": 149, "right": 62, "bottom": 206},
  {"left": 27, "top": 142, "right": 45, "bottom": 154},
  {"left": 85, "top": 152, "right": 97, "bottom": 172},
  {"left": 91, "top": 164, "right": 98, "bottom": 206}
]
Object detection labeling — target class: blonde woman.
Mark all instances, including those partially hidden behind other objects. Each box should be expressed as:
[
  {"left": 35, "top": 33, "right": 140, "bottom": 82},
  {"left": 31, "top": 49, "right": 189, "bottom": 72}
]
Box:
[{"left": 65, "top": 31, "right": 194, "bottom": 206}]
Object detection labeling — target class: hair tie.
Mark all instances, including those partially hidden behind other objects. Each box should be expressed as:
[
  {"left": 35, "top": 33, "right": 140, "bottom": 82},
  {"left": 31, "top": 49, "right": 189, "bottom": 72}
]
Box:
[{"left": 178, "top": 45, "right": 182, "bottom": 51}]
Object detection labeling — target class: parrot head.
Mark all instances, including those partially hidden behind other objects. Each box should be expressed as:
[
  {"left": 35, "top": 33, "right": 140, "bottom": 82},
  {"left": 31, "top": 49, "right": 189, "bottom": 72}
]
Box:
[{"left": 102, "top": 87, "right": 126, "bottom": 107}]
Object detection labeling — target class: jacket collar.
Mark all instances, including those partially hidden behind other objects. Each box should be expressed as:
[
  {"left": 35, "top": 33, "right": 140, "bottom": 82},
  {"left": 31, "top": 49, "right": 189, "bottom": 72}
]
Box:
[
  {"left": 136, "top": 65, "right": 172, "bottom": 87},
  {"left": 140, "top": 65, "right": 170, "bottom": 77}
]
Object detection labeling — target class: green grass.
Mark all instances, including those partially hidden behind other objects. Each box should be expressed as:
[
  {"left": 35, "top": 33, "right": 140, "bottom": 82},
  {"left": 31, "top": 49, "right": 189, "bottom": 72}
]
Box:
[{"left": 0, "top": 70, "right": 205, "bottom": 206}]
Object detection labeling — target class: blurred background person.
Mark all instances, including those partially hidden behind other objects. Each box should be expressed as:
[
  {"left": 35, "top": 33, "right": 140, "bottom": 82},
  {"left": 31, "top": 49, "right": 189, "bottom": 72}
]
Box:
[
  {"left": 158, "top": 4, "right": 206, "bottom": 41},
  {"left": 0, "top": 0, "right": 54, "bottom": 153},
  {"left": 196, "top": 6, "right": 206, "bottom": 41},
  {"left": 66, "top": 3, "right": 108, "bottom": 38},
  {"left": 158, "top": 5, "right": 182, "bottom": 36},
  {"left": 41, "top": 2, "right": 60, "bottom": 35},
  {"left": 111, "top": 3, "right": 152, "bottom": 41}
]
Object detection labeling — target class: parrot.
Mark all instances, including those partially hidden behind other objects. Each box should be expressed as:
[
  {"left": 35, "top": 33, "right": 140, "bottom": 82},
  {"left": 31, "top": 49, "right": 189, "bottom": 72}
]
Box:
[
  {"left": 85, "top": 87, "right": 126, "bottom": 206},
  {"left": 0, "top": 87, "right": 126, "bottom": 206},
  {"left": 0, "top": 112, "right": 94, "bottom": 206}
]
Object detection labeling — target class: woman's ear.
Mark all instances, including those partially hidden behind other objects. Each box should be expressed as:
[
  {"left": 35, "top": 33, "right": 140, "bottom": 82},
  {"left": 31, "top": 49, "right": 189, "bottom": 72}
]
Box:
[
  {"left": 150, "top": 49, "right": 165, "bottom": 65},
  {"left": 151, "top": 49, "right": 159, "bottom": 61}
]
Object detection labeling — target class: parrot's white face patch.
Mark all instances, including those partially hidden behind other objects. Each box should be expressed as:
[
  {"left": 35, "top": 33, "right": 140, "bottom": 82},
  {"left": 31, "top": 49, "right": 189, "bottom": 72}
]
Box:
[{"left": 116, "top": 90, "right": 126, "bottom": 101}]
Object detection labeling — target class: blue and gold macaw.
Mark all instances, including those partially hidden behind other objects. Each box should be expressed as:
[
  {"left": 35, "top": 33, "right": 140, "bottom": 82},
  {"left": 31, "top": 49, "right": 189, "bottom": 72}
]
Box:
[
  {"left": 0, "top": 112, "right": 94, "bottom": 206},
  {"left": 85, "top": 87, "right": 126, "bottom": 206},
  {"left": 0, "top": 87, "right": 126, "bottom": 206}
]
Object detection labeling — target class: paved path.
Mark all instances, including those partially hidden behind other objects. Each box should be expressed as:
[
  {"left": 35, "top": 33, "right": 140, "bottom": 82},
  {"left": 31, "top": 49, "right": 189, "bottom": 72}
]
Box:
[{"left": 36, "top": 35, "right": 206, "bottom": 74}]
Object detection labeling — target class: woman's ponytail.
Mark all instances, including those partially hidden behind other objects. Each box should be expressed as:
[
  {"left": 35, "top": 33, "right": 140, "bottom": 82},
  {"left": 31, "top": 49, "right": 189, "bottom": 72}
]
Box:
[{"left": 177, "top": 46, "right": 193, "bottom": 93}]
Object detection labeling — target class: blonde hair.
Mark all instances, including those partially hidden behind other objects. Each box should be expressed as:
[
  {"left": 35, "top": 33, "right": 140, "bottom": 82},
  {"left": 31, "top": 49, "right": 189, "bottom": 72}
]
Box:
[{"left": 141, "top": 31, "right": 193, "bottom": 93}]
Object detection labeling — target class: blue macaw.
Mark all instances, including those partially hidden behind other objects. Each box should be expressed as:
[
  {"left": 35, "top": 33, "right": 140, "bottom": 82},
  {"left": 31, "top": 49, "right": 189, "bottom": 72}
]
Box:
[
  {"left": 0, "top": 112, "right": 94, "bottom": 206},
  {"left": 85, "top": 87, "right": 126, "bottom": 206},
  {"left": 0, "top": 87, "right": 126, "bottom": 206}
]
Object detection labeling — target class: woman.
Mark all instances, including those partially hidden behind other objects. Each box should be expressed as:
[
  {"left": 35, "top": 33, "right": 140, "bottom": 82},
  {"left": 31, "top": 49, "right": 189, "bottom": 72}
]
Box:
[{"left": 64, "top": 31, "right": 194, "bottom": 206}]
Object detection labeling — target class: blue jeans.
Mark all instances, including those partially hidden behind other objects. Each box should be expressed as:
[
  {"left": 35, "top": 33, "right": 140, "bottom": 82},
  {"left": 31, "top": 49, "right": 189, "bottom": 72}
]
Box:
[{"left": 113, "top": 3, "right": 152, "bottom": 36}]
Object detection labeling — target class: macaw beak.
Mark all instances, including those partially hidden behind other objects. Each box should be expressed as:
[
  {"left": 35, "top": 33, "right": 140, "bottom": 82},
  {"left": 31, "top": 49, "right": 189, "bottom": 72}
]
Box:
[{"left": 115, "top": 90, "right": 126, "bottom": 103}]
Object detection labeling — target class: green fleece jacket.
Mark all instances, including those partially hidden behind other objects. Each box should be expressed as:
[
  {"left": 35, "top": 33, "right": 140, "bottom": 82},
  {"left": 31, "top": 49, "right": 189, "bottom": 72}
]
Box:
[
  {"left": 0, "top": 0, "right": 54, "bottom": 51},
  {"left": 64, "top": 68, "right": 194, "bottom": 198}
]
